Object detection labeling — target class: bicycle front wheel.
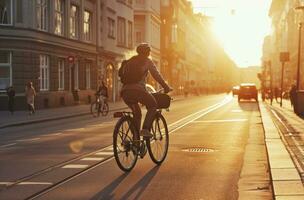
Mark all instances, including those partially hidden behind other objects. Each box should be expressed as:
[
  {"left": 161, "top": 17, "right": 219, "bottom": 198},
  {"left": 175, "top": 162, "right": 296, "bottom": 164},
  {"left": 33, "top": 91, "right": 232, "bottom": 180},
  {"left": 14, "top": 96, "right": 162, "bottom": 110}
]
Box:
[
  {"left": 146, "top": 114, "right": 169, "bottom": 165},
  {"left": 90, "top": 101, "right": 100, "bottom": 117},
  {"left": 113, "top": 117, "right": 138, "bottom": 172},
  {"left": 101, "top": 102, "right": 109, "bottom": 116}
]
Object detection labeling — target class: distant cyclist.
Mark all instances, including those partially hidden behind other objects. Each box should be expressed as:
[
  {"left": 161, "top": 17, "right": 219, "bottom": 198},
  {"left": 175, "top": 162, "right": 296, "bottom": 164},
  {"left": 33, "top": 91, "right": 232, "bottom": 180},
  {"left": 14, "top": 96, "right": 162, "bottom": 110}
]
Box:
[
  {"left": 96, "top": 81, "right": 108, "bottom": 107},
  {"left": 119, "top": 43, "right": 172, "bottom": 138}
]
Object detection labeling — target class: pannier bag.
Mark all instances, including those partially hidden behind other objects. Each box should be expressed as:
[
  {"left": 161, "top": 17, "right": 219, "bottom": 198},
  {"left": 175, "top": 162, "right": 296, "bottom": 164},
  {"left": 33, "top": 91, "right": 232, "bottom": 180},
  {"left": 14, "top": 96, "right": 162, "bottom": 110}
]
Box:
[{"left": 152, "top": 93, "right": 171, "bottom": 109}]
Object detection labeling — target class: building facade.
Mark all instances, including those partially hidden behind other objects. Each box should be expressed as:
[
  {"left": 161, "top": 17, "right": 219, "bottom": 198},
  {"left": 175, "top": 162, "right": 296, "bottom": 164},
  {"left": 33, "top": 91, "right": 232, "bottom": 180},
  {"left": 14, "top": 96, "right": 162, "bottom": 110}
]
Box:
[
  {"left": 98, "top": 0, "right": 134, "bottom": 102},
  {"left": 134, "top": 0, "right": 161, "bottom": 89},
  {"left": 0, "top": 0, "right": 98, "bottom": 110},
  {"left": 160, "top": 0, "right": 238, "bottom": 94},
  {"left": 267, "top": 0, "right": 304, "bottom": 91}
]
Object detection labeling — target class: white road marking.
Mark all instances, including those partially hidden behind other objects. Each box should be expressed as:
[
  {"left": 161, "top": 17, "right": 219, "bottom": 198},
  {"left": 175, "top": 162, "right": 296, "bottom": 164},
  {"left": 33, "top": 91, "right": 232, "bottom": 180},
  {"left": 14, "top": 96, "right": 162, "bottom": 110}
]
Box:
[
  {"left": 232, "top": 109, "right": 243, "bottom": 113},
  {"left": 169, "top": 97, "right": 232, "bottom": 134},
  {"left": 16, "top": 138, "right": 40, "bottom": 142},
  {"left": 103, "top": 121, "right": 116, "bottom": 125},
  {"left": 95, "top": 152, "right": 113, "bottom": 156},
  {"left": 18, "top": 182, "right": 52, "bottom": 185},
  {"left": 62, "top": 164, "right": 89, "bottom": 169},
  {"left": 43, "top": 132, "right": 63, "bottom": 137},
  {"left": 90, "top": 124, "right": 106, "bottom": 127},
  {"left": 0, "top": 182, "right": 13, "bottom": 185},
  {"left": 105, "top": 146, "right": 113, "bottom": 151},
  {"left": 81, "top": 157, "right": 105, "bottom": 161},
  {"left": 191, "top": 119, "right": 248, "bottom": 123},
  {"left": 0, "top": 143, "right": 17, "bottom": 148},
  {"left": 66, "top": 128, "right": 85, "bottom": 132}
]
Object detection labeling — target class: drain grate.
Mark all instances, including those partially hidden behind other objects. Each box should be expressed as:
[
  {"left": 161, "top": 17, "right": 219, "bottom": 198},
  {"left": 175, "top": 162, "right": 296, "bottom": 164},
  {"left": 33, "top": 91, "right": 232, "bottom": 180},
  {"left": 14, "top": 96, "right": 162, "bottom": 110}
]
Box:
[{"left": 182, "top": 148, "right": 215, "bottom": 153}]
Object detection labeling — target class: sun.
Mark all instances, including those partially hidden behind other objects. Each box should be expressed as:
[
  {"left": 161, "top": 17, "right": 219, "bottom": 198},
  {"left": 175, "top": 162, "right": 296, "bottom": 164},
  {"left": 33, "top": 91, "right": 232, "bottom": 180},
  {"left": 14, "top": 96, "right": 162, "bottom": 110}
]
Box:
[{"left": 191, "top": 0, "right": 272, "bottom": 68}]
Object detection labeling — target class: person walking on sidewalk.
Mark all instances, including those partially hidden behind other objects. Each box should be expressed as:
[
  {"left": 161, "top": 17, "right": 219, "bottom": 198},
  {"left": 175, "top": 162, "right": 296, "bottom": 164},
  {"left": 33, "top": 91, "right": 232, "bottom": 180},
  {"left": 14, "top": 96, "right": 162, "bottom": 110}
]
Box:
[
  {"left": 274, "top": 87, "right": 279, "bottom": 103},
  {"left": 25, "top": 81, "right": 36, "bottom": 115},
  {"left": 289, "top": 84, "right": 297, "bottom": 108},
  {"left": 6, "top": 86, "right": 15, "bottom": 114}
]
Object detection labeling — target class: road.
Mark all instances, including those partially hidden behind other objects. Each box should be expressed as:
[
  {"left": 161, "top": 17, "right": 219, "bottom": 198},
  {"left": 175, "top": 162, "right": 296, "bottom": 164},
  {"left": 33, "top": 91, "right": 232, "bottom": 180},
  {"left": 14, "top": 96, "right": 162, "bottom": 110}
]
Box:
[{"left": 0, "top": 94, "right": 273, "bottom": 200}]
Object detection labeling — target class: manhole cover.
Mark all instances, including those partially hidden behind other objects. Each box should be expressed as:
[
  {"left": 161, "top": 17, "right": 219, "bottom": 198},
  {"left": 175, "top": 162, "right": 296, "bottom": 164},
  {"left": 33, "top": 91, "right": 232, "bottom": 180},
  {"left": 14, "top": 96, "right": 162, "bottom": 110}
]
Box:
[{"left": 182, "top": 148, "right": 215, "bottom": 153}]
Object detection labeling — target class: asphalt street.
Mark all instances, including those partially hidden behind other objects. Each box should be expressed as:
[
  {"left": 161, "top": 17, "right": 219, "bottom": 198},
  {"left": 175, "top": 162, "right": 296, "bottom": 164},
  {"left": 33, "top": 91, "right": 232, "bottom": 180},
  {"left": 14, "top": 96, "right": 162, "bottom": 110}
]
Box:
[{"left": 0, "top": 94, "right": 272, "bottom": 200}]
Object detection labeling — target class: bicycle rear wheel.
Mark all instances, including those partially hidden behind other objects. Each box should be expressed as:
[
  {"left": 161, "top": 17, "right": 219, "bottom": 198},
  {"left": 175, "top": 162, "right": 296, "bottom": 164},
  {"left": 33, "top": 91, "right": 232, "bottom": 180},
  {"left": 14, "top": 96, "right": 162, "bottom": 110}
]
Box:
[
  {"left": 113, "top": 117, "right": 138, "bottom": 172},
  {"left": 90, "top": 101, "right": 100, "bottom": 117},
  {"left": 146, "top": 114, "right": 169, "bottom": 165},
  {"left": 101, "top": 102, "right": 109, "bottom": 116}
]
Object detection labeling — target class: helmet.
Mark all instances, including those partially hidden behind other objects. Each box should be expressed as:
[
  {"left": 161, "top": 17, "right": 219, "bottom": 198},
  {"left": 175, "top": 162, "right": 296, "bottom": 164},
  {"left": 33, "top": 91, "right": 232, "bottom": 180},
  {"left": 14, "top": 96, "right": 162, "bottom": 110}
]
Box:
[{"left": 136, "top": 43, "right": 151, "bottom": 55}]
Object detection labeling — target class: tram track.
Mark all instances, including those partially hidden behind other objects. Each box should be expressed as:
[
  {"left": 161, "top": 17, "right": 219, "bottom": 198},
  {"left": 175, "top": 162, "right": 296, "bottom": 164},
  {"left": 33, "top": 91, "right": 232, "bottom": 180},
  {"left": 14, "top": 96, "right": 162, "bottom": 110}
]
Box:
[{"left": 0, "top": 96, "right": 232, "bottom": 200}]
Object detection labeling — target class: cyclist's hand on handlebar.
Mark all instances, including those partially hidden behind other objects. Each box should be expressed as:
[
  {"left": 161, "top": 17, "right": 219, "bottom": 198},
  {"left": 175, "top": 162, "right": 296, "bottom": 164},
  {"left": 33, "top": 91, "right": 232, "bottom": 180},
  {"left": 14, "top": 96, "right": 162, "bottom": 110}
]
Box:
[{"left": 164, "top": 86, "right": 173, "bottom": 94}]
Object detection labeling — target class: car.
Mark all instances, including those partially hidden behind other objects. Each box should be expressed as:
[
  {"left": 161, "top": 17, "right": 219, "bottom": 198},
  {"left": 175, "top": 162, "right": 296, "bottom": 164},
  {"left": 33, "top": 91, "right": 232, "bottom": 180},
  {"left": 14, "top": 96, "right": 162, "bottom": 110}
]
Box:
[
  {"left": 232, "top": 86, "right": 240, "bottom": 96},
  {"left": 238, "top": 83, "right": 258, "bottom": 102}
]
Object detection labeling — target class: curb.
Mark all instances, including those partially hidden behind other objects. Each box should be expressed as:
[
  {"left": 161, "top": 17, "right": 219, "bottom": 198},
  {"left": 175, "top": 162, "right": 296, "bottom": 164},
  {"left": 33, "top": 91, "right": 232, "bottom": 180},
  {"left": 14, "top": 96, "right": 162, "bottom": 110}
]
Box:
[
  {"left": 259, "top": 102, "right": 304, "bottom": 199},
  {"left": 0, "top": 106, "right": 128, "bottom": 129},
  {"left": 0, "top": 96, "right": 186, "bottom": 129}
]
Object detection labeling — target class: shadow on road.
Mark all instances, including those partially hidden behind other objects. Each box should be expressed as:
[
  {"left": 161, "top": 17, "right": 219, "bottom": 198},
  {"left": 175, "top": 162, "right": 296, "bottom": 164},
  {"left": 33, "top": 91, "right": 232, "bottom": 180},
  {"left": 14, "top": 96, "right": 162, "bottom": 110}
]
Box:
[
  {"left": 120, "top": 166, "right": 160, "bottom": 200},
  {"left": 91, "top": 166, "right": 160, "bottom": 200},
  {"left": 238, "top": 101, "right": 259, "bottom": 111},
  {"left": 90, "top": 173, "right": 128, "bottom": 200}
]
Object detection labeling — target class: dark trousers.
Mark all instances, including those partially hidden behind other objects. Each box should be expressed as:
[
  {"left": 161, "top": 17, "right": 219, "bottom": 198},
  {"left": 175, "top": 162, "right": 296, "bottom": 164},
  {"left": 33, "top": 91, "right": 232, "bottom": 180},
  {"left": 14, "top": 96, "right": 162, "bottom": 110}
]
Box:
[
  {"left": 8, "top": 98, "right": 14, "bottom": 113},
  {"left": 121, "top": 89, "right": 157, "bottom": 134}
]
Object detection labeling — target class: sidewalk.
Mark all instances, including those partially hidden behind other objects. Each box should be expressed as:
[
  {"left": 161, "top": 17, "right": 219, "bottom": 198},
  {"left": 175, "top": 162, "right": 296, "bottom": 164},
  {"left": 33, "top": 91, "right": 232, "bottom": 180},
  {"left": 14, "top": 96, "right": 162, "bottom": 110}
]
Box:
[
  {"left": 0, "top": 95, "right": 187, "bottom": 129},
  {"left": 259, "top": 100, "right": 304, "bottom": 199},
  {"left": 0, "top": 101, "right": 128, "bottom": 129}
]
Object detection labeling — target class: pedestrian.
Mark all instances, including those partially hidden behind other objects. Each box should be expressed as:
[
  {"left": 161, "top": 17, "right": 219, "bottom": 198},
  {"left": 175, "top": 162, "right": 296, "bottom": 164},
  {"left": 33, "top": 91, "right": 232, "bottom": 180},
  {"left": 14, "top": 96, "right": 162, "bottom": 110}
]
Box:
[
  {"left": 289, "top": 84, "right": 297, "bottom": 108},
  {"left": 6, "top": 86, "right": 15, "bottom": 114},
  {"left": 25, "top": 81, "right": 36, "bottom": 115},
  {"left": 274, "top": 87, "right": 279, "bottom": 103},
  {"left": 269, "top": 89, "right": 273, "bottom": 105}
]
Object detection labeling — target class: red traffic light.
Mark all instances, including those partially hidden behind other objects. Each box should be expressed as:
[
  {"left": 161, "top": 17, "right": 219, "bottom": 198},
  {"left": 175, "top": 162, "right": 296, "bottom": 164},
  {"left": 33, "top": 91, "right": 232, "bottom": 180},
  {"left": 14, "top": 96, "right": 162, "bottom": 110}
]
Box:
[{"left": 67, "top": 56, "right": 75, "bottom": 63}]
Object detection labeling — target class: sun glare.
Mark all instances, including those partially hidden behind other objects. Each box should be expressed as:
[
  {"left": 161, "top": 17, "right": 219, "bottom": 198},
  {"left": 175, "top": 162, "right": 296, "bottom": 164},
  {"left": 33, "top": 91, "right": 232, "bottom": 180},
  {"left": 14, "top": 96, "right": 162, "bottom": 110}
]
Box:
[{"left": 191, "top": 0, "right": 272, "bottom": 68}]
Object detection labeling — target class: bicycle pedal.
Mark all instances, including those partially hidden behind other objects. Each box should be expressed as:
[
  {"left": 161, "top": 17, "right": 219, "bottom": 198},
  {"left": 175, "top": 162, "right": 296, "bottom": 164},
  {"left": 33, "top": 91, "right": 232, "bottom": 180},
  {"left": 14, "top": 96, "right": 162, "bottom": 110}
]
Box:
[{"left": 139, "top": 143, "right": 147, "bottom": 158}]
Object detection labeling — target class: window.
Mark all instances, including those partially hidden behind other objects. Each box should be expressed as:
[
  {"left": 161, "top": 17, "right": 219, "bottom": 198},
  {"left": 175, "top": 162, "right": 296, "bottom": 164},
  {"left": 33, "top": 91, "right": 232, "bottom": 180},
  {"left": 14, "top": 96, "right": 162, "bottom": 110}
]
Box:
[
  {"left": 54, "top": 0, "right": 64, "bottom": 35},
  {"left": 40, "top": 55, "right": 49, "bottom": 91},
  {"left": 127, "top": 21, "right": 133, "bottom": 48},
  {"left": 70, "top": 5, "right": 79, "bottom": 39},
  {"left": 117, "top": 17, "right": 126, "bottom": 46},
  {"left": 0, "top": 0, "right": 12, "bottom": 25},
  {"left": 74, "top": 61, "right": 79, "bottom": 89},
  {"left": 84, "top": 10, "right": 91, "bottom": 41},
  {"left": 108, "top": 18, "right": 115, "bottom": 38},
  {"left": 0, "top": 51, "right": 12, "bottom": 91},
  {"left": 171, "top": 24, "right": 177, "bottom": 43},
  {"left": 58, "top": 59, "right": 64, "bottom": 90},
  {"left": 85, "top": 63, "right": 90, "bottom": 89},
  {"left": 36, "top": 0, "right": 48, "bottom": 31},
  {"left": 16, "top": 0, "right": 23, "bottom": 23},
  {"left": 136, "top": 31, "right": 142, "bottom": 43}
]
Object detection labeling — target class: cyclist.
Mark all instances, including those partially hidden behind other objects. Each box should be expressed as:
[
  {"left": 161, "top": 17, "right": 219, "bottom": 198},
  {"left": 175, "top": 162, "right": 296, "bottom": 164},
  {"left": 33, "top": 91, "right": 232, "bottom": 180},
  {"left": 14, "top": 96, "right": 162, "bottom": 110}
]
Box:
[
  {"left": 95, "top": 81, "right": 108, "bottom": 110},
  {"left": 119, "top": 43, "right": 172, "bottom": 139}
]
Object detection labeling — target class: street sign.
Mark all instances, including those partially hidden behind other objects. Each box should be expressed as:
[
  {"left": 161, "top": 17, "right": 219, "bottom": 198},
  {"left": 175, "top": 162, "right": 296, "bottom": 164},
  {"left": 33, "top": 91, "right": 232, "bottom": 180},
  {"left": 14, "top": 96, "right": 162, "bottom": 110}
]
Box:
[
  {"left": 67, "top": 56, "right": 75, "bottom": 64},
  {"left": 280, "top": 52, "right": 290, "bottom": 62}
]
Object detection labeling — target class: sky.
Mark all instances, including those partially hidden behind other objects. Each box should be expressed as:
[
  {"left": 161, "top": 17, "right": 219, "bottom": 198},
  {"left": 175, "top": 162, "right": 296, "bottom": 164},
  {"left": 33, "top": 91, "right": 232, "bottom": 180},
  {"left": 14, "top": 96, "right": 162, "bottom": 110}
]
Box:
[{"left": 190, "top": 0, "right": 272, "bottom": 68}]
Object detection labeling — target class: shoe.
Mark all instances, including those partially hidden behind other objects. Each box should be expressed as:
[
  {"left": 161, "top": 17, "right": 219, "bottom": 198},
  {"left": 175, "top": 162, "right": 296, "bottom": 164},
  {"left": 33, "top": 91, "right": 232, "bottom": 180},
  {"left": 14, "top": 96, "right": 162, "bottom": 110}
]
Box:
[{"left": 140, "top": 129, "right": 153, "bottom": 138}]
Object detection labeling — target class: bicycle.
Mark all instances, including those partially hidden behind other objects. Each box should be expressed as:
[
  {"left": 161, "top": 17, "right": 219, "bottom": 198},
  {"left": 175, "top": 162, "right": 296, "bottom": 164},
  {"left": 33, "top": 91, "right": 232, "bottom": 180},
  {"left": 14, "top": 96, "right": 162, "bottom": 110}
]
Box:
[
  {"left": 90, "top": 95, "right": 109, "bottom": 117},
  {"left": 113, "top": 91, "right": 171, "bottom": 172}
]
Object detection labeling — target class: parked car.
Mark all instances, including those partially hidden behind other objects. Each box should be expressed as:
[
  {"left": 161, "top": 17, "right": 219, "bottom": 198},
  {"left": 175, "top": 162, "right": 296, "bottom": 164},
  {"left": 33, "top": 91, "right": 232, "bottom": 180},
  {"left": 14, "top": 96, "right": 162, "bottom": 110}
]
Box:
[
  {"left": 238, "top": 83, "right": 258, "bottom": 102},
  {"left": 232, "top": 85, "right": 240, "bottom": 96}
]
